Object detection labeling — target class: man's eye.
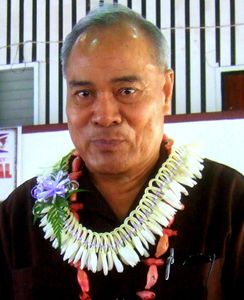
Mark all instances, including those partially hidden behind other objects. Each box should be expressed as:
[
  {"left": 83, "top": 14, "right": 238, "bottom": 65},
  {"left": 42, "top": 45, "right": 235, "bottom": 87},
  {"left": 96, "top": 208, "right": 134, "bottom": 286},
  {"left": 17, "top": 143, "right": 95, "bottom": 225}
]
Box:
[
  {"left": 119, "top": 88, "right": 136, "bottom": 96},
  {"left": 77, "top": 90, "right": 91, "bottom": 98}
]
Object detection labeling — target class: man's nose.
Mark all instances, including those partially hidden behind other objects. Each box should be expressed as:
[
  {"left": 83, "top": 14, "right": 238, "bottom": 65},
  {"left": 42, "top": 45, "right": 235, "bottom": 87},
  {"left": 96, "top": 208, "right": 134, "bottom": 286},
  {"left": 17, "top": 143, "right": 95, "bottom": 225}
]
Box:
[{"left": 91, "top": 92, "right": 122, "bottom": 127}]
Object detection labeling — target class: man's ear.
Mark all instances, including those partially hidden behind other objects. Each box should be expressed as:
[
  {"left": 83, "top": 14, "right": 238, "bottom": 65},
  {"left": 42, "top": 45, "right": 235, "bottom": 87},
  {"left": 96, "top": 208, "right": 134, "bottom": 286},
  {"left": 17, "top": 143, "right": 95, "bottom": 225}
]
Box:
[{"left": 162, "top": 69, "right": 174, "bottom": 115}]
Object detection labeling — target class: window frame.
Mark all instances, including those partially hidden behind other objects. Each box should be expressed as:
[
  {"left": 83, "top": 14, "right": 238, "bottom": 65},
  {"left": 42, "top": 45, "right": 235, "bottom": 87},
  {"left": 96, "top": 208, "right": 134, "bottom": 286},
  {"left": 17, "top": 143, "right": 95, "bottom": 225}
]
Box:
[
  {"left": 215, "top": 64, "right": 244, "bottom": 111},
  {"left": 0, "top": 62, "right": 39, "bottom": 125}
]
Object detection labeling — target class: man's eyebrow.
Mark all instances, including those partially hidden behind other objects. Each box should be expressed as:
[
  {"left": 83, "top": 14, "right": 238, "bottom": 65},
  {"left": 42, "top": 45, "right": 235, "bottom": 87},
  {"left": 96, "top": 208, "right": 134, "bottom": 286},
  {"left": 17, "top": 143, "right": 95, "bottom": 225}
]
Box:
[
  {"left": 68, "top": 80, "right": 92, "bottom": 87},
  {"left": 68, "top": 76, "right": 142, "bottom": 87},
  {"left": 111, "top": 75, "right": 142, "bottom": 83}
]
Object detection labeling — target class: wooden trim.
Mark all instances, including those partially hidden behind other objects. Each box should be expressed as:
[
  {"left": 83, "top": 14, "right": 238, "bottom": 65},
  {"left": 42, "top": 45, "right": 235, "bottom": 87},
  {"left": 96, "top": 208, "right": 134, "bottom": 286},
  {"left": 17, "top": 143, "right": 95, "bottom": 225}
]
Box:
[
  {"left": 22, "top": 123, "right": 68, "bottom": 133},
  {"left": 164, "top": 111, "right": 244, "bottom": 123},
  {"left": 22, "top": 111, "right": 244, "bottom": 134}
]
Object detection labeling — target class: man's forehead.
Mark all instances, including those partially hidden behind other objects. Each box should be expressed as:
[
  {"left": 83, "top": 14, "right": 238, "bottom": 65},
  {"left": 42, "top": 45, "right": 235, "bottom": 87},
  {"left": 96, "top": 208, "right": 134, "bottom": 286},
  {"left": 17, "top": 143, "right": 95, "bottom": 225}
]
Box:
[
  {"left": 65, "top": 23, "right": 160, "bottom": 76},
  {"left": 74, "top": 23, "right": 143, "bottom": 49}
]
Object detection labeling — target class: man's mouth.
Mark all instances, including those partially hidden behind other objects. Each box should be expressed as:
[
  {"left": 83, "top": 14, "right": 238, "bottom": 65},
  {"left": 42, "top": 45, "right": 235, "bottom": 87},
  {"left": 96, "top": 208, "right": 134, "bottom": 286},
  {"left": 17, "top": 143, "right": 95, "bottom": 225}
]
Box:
[{"left": 91, "top": 138, "right": 125, "bottom": 150}]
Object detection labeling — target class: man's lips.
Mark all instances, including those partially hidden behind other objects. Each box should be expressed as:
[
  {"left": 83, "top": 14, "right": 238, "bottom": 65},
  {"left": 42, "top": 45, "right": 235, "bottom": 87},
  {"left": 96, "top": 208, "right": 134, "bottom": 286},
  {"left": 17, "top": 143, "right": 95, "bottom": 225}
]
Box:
[{"left": 90, "top": 138, "right": 125, "bottom": 150}]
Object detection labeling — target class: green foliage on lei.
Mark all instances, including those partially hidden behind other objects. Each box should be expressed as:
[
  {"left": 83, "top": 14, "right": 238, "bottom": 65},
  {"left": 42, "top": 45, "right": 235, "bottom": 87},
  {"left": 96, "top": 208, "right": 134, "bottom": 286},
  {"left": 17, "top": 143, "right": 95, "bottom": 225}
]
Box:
[{"left": 32, "top": 150, "right": 83, "bottom": 248}]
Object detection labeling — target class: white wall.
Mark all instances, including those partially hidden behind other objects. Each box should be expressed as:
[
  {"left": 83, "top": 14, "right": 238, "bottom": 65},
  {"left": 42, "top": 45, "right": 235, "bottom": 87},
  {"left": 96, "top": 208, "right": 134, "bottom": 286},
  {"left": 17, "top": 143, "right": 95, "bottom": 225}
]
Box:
[
  {"left": 1, "top": 0, "right": 244, "bottom": 124},
  {"left": 20, "top": 118, "right": 244, "bottom": 184},
  {"left": 20, "top": 130, "right": 74, "bottom": 182},
  {"left": 164, "top": 118, "right": 244, "bottom": 175}
]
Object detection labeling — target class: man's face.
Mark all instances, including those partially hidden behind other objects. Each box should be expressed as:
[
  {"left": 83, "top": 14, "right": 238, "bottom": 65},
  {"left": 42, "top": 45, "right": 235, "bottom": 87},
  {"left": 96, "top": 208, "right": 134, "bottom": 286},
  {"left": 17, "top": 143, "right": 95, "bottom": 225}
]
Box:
[{"left": 65, "top": 24, "right": 174, "bottom": 176}]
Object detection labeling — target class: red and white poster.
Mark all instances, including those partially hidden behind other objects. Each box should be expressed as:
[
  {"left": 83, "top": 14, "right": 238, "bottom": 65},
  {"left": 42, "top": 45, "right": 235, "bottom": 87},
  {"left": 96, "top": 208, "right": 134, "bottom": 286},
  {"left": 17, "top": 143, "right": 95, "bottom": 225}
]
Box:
[{"left": 0, "top": 127, "right": 20, "bottom": 201}]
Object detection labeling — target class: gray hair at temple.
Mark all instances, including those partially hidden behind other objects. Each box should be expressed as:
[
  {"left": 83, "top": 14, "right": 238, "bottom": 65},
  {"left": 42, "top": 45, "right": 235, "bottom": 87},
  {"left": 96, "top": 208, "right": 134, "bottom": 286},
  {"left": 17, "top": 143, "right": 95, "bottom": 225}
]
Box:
[{"left": 61, "top": 3, "right": 169, "bottom": 75}]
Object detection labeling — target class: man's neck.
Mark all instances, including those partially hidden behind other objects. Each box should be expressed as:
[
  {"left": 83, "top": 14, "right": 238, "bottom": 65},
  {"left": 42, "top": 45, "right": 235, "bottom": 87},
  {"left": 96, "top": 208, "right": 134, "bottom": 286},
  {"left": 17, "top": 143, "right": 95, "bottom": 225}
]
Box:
[{"left": 89, "top": 159, "right": 159, "bottom": 221}]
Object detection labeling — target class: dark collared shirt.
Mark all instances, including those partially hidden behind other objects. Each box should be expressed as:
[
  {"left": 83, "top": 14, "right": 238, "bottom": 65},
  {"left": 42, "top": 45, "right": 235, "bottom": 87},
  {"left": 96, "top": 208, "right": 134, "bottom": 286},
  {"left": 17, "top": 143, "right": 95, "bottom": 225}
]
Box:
[{"left": 0, "top": 158, "right": 243, "bottom": 300}]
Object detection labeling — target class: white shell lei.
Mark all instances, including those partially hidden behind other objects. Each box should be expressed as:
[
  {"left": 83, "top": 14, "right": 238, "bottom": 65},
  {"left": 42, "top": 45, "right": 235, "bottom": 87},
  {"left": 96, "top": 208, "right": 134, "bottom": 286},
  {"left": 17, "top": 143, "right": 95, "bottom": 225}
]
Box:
[{"left": 39, "top": 144, "right": 204, "bottom": 275}]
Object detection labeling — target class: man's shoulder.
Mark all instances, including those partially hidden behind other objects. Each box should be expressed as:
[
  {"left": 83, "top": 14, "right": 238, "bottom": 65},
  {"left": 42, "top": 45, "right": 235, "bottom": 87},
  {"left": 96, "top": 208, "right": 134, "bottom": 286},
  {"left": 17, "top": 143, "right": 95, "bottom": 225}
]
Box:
[
  {"left": 200, "top": 158, "right": 244, "bottom": 200},
  {"left": 0, "top": 177, "right": 37, "bottom": 211},
  {"left": 203, "top": 158, "right": 243, "bottom": 179}
]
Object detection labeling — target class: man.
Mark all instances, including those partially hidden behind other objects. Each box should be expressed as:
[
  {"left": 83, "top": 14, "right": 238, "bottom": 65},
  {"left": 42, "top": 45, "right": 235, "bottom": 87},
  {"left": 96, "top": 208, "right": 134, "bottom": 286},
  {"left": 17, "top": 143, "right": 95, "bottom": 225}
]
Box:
[{"left": 0, "top": 4, "right": 243, "bottom": 300}]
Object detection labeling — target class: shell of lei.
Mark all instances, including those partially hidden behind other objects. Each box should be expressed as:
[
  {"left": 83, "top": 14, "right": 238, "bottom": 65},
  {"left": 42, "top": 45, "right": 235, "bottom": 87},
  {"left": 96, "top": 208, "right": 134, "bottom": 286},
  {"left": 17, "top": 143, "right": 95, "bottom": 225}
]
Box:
[{"left": 39, "top": 144, "right": 204, "bottom": 275}]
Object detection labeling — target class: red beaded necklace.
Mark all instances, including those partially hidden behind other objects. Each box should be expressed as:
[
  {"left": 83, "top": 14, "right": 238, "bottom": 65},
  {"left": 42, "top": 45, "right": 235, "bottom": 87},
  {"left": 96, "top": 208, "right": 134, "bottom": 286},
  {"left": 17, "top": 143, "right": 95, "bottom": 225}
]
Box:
[{"left": 69, "top": 135, "right": 177, "bottom": 300}]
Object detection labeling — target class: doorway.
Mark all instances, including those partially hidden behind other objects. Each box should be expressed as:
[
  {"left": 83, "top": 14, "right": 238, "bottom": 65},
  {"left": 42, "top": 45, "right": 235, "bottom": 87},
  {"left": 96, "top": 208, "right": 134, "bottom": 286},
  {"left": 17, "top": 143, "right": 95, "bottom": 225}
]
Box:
[{"left": 221, "top": 70, "right": 244, "bottom": 111}]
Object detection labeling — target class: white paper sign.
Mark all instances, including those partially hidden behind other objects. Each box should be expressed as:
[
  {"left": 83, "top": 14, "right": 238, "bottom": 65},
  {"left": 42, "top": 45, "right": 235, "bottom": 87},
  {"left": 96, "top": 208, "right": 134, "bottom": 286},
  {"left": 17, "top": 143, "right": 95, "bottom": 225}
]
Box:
[{"left": 0, "top": 127, "right": 20, "bottom": 201}]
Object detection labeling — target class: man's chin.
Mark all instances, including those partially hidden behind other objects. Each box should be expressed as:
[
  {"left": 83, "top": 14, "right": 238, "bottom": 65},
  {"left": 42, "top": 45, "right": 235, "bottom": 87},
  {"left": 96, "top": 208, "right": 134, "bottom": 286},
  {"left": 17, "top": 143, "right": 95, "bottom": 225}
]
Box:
[{"left": 86, "top": 160, "right": 129, "bottom": 176}]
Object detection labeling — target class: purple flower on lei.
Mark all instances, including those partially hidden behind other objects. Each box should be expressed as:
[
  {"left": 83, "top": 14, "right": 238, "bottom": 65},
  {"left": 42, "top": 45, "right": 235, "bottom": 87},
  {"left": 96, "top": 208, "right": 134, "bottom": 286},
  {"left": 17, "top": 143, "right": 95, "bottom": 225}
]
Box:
[{"left": 31, "top": 170, "right": 71, "bottom": 203}]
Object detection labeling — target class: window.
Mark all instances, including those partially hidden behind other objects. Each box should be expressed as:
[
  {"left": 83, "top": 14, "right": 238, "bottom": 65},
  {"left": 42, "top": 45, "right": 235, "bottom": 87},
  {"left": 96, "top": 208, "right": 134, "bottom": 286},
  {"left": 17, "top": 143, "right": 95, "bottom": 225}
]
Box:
[
  {"left": 216, "top": 65, "right": 244, "bottom": 112},
  {"left": 221, "top": 70, "right": 244, "bottom": 111},
  {"left": 0, "top": 63, "right": 38, "bottom": 127}
]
